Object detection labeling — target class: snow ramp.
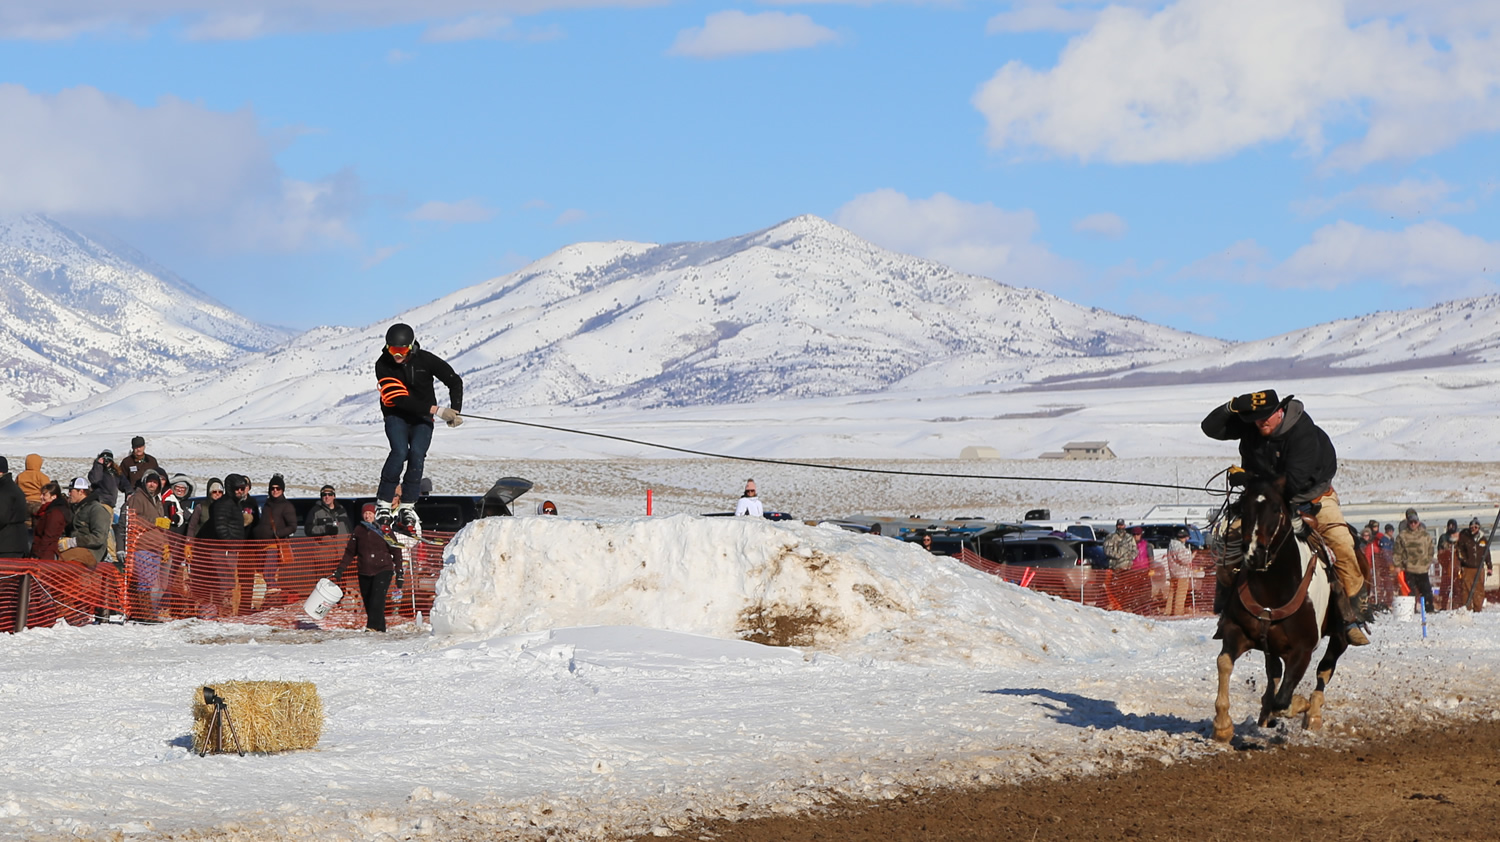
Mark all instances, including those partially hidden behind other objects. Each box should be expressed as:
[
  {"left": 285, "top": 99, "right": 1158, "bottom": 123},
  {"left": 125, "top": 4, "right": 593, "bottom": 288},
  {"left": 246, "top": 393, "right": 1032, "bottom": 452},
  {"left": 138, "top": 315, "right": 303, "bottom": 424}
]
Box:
[{"left": 429, "top": 514, "right": 1185, "bottom": 665}]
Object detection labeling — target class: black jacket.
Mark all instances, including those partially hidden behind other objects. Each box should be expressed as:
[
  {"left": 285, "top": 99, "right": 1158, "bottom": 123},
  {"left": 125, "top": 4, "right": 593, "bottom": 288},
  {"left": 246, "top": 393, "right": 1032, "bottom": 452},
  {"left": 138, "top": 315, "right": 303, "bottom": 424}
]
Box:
[
  {"left": 254, "top": 495, "right": 298, "bottom": 540},
  {"left": 1201, "top": 399, "right": 1336, "bottom": 507},
  {"left": 375, "top": 343, "right": 463, "bottom": 424},
  {"left": 203, "top": 493, "right": 260, "bottom": 541},
  {"left": 0, "top": 474, "right": 31, "bottom": 556}
]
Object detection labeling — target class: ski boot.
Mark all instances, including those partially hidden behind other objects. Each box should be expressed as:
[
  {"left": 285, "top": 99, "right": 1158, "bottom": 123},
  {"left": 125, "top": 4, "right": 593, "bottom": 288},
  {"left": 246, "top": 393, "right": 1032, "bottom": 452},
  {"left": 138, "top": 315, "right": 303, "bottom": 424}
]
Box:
[
  {"left": 394, "top": 503, "right": 421, "bottom": 537},
  {"left": 375, "top": 500, "right": 394, "bottom": 528}
]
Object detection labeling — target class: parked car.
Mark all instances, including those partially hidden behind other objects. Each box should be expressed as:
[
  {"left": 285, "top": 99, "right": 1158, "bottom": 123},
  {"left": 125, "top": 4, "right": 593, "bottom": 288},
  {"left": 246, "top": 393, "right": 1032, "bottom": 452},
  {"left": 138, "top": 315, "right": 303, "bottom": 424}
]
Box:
[
  {"left": 1133, "top": 523, "right": 1206, "bottom": 550},
  {"left": 977, "top": 534, "right": 1103, "bottom": 568}
]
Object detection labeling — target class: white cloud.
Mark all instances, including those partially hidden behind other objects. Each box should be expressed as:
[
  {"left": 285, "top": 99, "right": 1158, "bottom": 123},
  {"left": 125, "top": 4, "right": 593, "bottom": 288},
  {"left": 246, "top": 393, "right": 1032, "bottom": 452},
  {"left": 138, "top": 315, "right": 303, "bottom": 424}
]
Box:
[
  {"left": 1072, "top": 211, "right": 1126, "bottom": 239},
  {"left": 407, "top": 198, "right": 496, "bottom": 223},
  {"left": 0, "top": 1, "right": 656, "bottom": 41},
  {"left": 834, "top": 189, "right": 1079, "bottom": 287},
  {"left": 387, "top": 48, "right": 416, "bottom": 63},
  {"left": 422, "top": 13, "right": 513, "bottom": 42},
  {"left": 986, "top": 1, "right": 1105, "bottom": 34},
  {"left": 0, "top": 84, "right": 358, "bottom": 250},
  {"left": 554, "top": 208, "right": 588, "bottom": 225},
  {"left": 973, "top": 0, "right": 1500, "bottom": 169},
  {"left": 362, "top": 243, "right": 407, "bottom": 269},
  {"left": 1181, "top": 221, "right": 1500, "bottom": 293},
  {"left": 668, "top": 10, "right": 838, "bottom": 59},
  {"left": 1293, "top": 178, "right": 1472, "bottom": 219}
]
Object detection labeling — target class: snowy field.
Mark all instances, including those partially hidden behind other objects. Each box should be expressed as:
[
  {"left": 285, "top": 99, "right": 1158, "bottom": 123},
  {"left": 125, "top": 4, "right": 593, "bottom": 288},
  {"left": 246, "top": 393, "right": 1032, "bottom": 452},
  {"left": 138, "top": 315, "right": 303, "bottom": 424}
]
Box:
[{"left": 4, "top": 511, "right": 1500, "bottom": 842}]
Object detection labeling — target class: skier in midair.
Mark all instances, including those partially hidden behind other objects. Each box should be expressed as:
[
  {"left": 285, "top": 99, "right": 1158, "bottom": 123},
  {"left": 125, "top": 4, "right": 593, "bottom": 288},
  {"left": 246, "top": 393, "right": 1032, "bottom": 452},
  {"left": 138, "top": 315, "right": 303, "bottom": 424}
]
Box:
[{"left": 374, "top": 323, "right": 463, "bottom": 531}]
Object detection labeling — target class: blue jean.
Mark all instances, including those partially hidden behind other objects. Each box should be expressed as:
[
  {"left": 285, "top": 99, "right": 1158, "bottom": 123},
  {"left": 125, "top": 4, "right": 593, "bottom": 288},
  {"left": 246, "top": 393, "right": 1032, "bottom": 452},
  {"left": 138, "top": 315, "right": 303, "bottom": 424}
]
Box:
[{"left": 379, "top": 415, "right": 434, "bottom": 503}]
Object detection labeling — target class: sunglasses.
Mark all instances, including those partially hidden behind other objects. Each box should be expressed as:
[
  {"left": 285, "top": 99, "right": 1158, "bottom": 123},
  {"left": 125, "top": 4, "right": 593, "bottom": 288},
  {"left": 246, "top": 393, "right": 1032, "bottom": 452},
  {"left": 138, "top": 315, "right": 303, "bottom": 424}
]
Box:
[
  {"left": 387, "top": 344, "right": 412, "bottom": 356},
  {"left": 210, "top": 490, "right": 224, "bottom": 496},
  {"left": 321, "top": 492, "right": 335, "bottom": 498}
]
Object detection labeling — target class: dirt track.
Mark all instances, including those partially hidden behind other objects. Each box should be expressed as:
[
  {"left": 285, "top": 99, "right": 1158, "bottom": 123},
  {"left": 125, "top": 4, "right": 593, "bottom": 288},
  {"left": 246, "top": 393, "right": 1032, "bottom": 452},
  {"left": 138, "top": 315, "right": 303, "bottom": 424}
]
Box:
[{"left": 639, "top": 719, "right": 1500, "bottom": 842}]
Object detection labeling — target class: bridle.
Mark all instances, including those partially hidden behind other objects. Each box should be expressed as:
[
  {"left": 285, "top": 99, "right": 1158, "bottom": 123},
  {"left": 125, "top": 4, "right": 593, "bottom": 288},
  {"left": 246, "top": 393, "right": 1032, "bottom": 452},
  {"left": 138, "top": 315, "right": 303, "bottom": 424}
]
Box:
[{"left": 1243, "top": 494, "right": 1294, "bottom": 573}]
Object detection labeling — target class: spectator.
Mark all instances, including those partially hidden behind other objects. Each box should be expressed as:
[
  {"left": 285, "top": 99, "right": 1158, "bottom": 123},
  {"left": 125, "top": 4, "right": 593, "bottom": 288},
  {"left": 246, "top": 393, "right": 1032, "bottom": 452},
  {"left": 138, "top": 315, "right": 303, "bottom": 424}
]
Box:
[
  {"left": 734, "top": 479, "right": 763, "bottom": 517},
  {"left": 305, "top": 485, "right": 352, "bottom": 537},
  {"left": 253, "top": 474, "right": 297, "bottom": 600},
  {"left": 163, "top": 474, "right": 195, "bottom": 535},
  {"left": 59, "top": 478, "right": 111, "bottom": 571},
  {"left": 539, "top": 500, "right": 559, "bottom": 515},
  {"left": 186, "top": 477, "right": 228, "bottom": 614},
  {"left": 1394, "top": 508, "right": 1436, "bottom": 612},
  {"left": 205, "top": 474, "right": 259, "bottom": 615},
  {"left": 333, "top": 503, "right": 403, "bottom": 632},
  {"left": 1456, "top": 518, "right": 1493, "bottom": 613},
  {"left": 88, "top": 449, "right": 125, "bottom": 514},
  {"left": 1166, "top": 527, "right": 1195, "bottom": 616},
  {"left": 1130, "top": 526, "right": 1151, "bottom": 570},
  {"left": 118, "top": 435, "right": 164, "bottom": 490},
  {"left": 32, "top": 481, "right": 69, "bottom": 561},
  {"left": 124, "top": 470, "right": 168, "bottom": 616},
  {"left": 16, "top": 453, "right": 49, "bottom": 517},
  {"left": 1104, "top": 519, "right": 1136, "bottom": 572},
  {"left": 1379, "top": 523, "right": 1396, "bottom": 583},
  {"left": 1438, "top": 518, "right": 1461, "bottom": 608},
  {"left": 187, "top": 477, "right": 223, "bottom": 539},
  {"left": 869, "top": 522, "right": 882, "bottom": 537},
  {"left": 0, "top": 456, "right": 31, "bottom": 558}
]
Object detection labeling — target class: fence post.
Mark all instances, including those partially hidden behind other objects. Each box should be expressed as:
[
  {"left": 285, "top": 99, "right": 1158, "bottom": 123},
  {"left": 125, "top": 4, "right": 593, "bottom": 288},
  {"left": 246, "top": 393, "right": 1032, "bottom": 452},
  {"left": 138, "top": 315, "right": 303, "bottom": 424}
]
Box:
[{"left": 16, "top": 572, "right": 32, "bottom": 631}]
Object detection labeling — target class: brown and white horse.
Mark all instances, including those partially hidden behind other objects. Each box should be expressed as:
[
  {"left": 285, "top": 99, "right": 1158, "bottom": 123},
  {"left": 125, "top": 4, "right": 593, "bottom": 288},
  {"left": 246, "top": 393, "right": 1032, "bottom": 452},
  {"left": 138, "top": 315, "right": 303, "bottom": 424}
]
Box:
[{"left": 1212, "top": 476, "right": 1350, "bottom": 742}]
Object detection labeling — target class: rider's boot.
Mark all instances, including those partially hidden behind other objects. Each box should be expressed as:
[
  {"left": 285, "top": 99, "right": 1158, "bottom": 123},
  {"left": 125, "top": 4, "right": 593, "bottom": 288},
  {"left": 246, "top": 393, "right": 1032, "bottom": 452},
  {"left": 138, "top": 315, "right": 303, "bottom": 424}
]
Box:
[
  {"left": 375, "top": 499, "right": 394, "bottom": 528},
  {"left": 1341, "top": 584, "right": 1371, "bottom": 646}
]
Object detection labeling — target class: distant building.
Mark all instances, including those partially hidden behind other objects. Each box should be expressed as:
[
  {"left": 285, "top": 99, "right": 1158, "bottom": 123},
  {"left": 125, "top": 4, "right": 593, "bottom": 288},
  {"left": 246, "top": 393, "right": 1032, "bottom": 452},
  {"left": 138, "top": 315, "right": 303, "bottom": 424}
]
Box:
[
  {"left": 1039, "top": 441, "right": 1116, "bottom": 460},
  {"left": 959, "top": 446, "right": 1002, "bottom": 460}
]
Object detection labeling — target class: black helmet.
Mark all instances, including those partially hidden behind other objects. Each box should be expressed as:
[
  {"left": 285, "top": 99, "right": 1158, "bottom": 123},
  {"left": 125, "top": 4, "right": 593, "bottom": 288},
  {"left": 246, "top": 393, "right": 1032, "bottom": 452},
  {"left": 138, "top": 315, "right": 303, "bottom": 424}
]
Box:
[{"left": 385, "top": 323, "right": 415, "bottom": 348}]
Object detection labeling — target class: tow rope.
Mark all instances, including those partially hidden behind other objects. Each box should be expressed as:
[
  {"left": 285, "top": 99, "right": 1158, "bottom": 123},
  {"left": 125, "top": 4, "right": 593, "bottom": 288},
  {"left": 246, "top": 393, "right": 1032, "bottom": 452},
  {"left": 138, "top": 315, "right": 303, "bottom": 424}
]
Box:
[{"left": 455, "top": 411, "right": 1215, "bottom": 494}]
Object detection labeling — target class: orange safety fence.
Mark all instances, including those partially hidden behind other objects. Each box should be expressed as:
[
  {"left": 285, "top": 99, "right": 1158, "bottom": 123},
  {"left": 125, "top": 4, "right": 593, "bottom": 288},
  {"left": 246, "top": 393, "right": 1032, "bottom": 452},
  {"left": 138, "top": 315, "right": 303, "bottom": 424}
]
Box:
[
  {"left": 112, "top": 518, "right": 450, "bottom": 629},
  {"left": 954, "top": 547, "right": 1219, "bottom": 618},
  {"left": 0, "top": 560, "right": 125, "bottom": 632}
]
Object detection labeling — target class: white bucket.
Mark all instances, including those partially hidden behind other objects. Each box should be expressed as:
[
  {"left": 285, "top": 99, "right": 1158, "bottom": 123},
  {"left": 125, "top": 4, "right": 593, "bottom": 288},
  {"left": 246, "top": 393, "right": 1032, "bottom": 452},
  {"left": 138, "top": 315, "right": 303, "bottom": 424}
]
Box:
[
  {"left": 1392, "top": 594, "right": 1416, "bottom": 622},
  {"left": 303, "top": 578, "right": 343, "bottom": 621}
]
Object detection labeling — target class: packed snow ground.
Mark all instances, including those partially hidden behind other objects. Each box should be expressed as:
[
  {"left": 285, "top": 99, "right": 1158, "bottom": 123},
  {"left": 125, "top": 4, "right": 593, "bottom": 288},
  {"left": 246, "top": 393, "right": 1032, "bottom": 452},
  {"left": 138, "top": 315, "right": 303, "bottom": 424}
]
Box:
[{"left": 3, "top": 514, "right": 1499, "bottom": 842}]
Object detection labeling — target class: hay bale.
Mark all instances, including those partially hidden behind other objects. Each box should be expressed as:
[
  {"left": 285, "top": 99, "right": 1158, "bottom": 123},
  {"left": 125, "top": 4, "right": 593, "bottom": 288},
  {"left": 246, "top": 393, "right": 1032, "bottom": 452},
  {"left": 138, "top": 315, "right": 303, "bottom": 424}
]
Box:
[{"left": 192, "top": 680, "right": 324, "bottom": 754}]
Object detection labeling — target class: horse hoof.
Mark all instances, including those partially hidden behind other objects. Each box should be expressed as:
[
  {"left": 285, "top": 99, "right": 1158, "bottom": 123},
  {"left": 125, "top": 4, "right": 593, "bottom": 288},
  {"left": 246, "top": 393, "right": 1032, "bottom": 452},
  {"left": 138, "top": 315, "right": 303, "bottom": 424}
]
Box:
[
  {"left": 1286, "top": 695, "right": 1310, "bottom": 716},
  {"left": 1213, "top": 725, "right": 1234, "bottom": 743},
  {"left": 1304, "top": 714, "right": 1323, "bottom": 731}
]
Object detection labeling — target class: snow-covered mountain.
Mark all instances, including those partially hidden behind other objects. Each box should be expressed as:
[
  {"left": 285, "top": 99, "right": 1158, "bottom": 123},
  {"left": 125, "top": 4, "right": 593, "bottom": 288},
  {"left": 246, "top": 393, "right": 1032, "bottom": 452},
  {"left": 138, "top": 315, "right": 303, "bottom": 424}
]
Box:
[
  {"left": 3, "top": 215, "right": 1231, "bottom": 431},
  {"left": 1032, "top": 295, "right": 1500, "bottom": 390},
  {"left": 0, "top": 214, "right": 292, "bottom": 418}
]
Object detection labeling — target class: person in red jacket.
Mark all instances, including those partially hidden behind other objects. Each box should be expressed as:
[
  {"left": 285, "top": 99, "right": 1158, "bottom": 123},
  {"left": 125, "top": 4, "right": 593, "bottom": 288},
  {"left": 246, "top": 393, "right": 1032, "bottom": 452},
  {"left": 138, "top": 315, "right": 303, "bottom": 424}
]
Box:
[
  {"left": 374, "top": 323, "right": 463, "bottom": 531},
  {"left": 32, "top": 481, "right": 69, "bottom": 561},
  {"left": 334, "top": 504, "right": 403, "bottom": 632}
]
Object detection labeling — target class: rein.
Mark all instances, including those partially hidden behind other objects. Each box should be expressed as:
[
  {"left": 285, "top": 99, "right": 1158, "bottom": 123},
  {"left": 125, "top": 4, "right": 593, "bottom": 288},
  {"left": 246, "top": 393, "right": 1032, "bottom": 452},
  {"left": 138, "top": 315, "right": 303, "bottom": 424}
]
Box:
[{"left": 1236, "top": 502, "right": 1322, "bottom": 622}]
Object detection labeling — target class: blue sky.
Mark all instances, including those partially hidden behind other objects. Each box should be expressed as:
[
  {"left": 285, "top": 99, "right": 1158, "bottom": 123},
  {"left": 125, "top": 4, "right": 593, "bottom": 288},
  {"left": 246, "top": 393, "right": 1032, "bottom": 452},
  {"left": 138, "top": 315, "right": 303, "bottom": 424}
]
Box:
[{"left": 1, "top": 0, "right": 1497, "bottom": 341}]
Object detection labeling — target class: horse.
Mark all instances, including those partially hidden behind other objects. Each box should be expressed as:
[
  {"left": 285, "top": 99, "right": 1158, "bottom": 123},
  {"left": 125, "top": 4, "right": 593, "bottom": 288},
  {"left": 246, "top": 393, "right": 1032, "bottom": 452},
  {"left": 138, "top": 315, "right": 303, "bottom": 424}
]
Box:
[{"left": 1211, "top": 476, "right": 1350, "bottom": 742}]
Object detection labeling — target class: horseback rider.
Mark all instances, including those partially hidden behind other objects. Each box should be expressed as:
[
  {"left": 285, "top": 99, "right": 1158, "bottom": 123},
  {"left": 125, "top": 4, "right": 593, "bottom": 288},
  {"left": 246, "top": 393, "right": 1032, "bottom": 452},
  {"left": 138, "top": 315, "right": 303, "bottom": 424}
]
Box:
[{"left": 1201, "top": 390, "right": 1370, "bottom": 646}]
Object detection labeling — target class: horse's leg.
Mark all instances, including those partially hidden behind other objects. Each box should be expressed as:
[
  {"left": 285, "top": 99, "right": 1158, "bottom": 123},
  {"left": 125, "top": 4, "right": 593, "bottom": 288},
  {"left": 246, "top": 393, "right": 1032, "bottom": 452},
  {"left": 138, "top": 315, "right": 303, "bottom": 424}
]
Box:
[
  {"left": 1270, "top": 642, "right": 1316, "bottom": 723},
  {"left": 1305, "top": 634, "right": 1349, "bottom": 731},
  {"left": 1213, "top": 629, "right": 1253, "bottom": 742},
  {"left": 1257, "top": 650, "right": 1283, "bottom": 727}
]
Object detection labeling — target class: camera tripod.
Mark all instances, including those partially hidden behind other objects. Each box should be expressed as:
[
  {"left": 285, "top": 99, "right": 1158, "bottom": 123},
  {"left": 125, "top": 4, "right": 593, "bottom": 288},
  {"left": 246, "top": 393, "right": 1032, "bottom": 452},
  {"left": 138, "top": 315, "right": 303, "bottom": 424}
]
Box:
[{"left": 197, "top": 686, "right": 246, "bottom": 757}]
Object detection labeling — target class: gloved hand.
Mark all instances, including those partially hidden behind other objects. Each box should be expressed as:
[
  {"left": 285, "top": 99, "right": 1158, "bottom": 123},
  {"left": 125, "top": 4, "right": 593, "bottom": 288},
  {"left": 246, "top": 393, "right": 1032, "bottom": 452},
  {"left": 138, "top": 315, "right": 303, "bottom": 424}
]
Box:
[
  {"left": 1295, "top": 501, "right": 1321, "bottom": 518},
  {"left": 437, "top": 407, "right": 463, "bottom": 428},
  {"left": 1227, "top": 466, "right": 1247, "bottom": 487}
]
